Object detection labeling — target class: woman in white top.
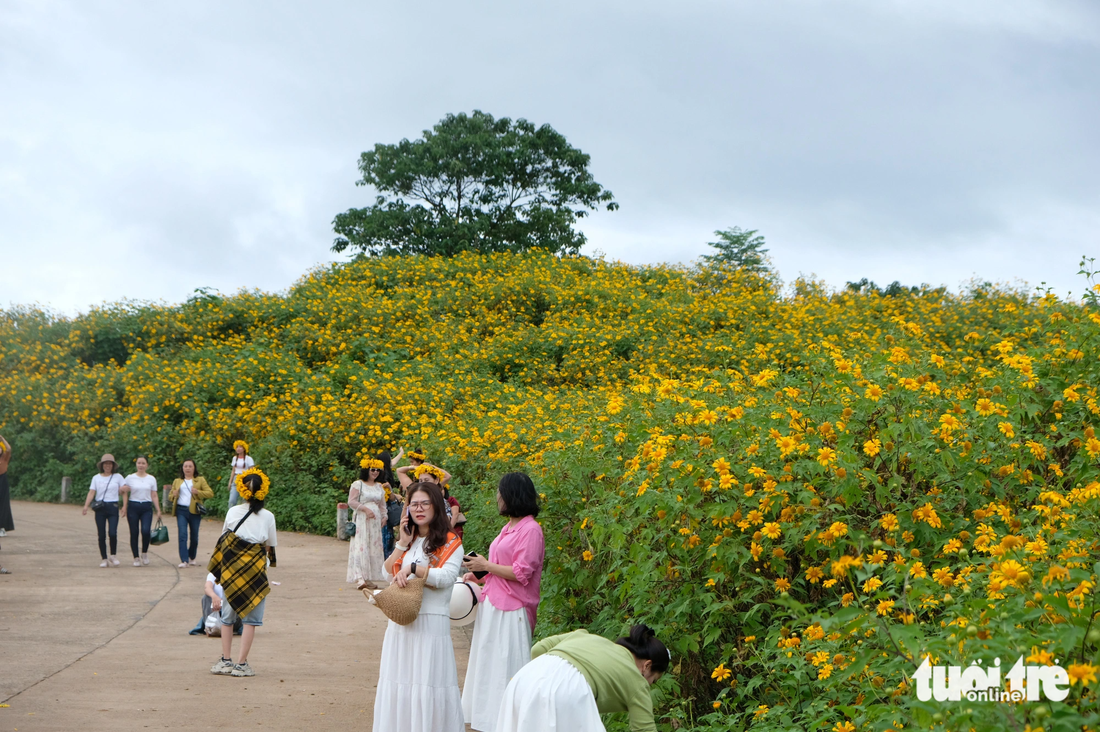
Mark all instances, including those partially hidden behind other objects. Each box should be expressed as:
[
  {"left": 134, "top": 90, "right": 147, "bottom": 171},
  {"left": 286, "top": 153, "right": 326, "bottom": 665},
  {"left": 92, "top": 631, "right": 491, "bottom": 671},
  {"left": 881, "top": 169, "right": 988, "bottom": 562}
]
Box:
[
  {"left": 227, "top": 440, "right": 255, "bottom": 508},
  {"left": 81, "top": 453, "right": 124, "bottom": 567},
  {"left": 347, "top": 458, "right": 388, "bottom": 587},
  {"left": 373, "top": 481, "right": 465, "bottom": 732},
  {"left": 122, "top": 455, "right": 161, "bottom": 566},
  {"left": 209, "top": 469, "right": 278, "bottom": 679}
]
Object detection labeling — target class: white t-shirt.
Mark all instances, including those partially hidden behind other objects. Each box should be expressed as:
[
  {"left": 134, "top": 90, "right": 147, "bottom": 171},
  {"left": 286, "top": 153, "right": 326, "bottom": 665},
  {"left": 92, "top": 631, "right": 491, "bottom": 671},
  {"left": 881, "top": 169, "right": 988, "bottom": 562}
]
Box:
[
  {"left": 124, "top": 473, "right": 157, "bottom": 503},
  {"left": 89, "top": 474, "right": 122, "bottom": 502},
  {"left": 178, "top": 479, "right": 194, "bottom": 507},
  {"left": 205, "top": 572, "right": 227, "bottom": 602},
  {"left": 230, "top": 455, "right": 255, "bottom": 478},
  {"left": 223, "top": 505, "right": 278, "bottom": 547}
]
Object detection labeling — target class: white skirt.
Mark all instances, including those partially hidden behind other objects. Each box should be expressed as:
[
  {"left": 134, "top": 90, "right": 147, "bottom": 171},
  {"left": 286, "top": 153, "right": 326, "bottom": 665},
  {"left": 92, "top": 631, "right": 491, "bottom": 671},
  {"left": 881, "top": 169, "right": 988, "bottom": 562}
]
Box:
[
  {"left": 462, "top": 596, "right": 532, "bottom": 731},
  {"left": 495, "top": 654, "right": 605, "bottom": 732},
  {"left": 373, "top": 612, "right": 465, "bottom": 732}
]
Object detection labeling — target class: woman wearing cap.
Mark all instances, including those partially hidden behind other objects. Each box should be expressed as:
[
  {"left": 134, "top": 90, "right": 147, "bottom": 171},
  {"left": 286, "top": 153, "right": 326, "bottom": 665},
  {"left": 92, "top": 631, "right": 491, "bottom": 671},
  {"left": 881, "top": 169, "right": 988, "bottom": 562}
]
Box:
[
  {"left": 169, "top": 459, "right": 214, "bottom": 568},
  {"left": 122, "top": 455, "right": 161, "bottom": 566},
  {"left": 496, "top": 624, "right": 670, "bottom": 732},
  {"left": 209, "top": 468, "right": 277, "bottom": 678},
  {"left": 346, "top": 457, "right": 388, "bottom": 587},
  {"left": 227, "top": 440, "right": 255, "bottom": 508},
  {"left": 460, "top": 472, "right": 545, "bottom": 732},
  {"left": 373, "top": 481, "right": 465, "bottom": 732},
  {"left": 82, "top": 453, "right": 125, "bottom": 567}
]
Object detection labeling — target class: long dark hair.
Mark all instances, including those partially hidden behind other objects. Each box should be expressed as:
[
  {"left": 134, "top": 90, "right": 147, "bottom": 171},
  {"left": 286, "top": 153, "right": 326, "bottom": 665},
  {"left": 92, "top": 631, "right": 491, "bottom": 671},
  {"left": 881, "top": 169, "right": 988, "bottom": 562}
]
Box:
[
  {"left": 615, "top": 624, "right": 670, "bottom": 674},
  {"left": 498, "top": 471, "right": 539, "bottom": 518},
  {"left": 178, "top": 459, "right": 201, "bottom": 479},
  {"left": 241, "top": 473, "right": 265, "bottom": 516},
  {"left": 405, "top": 481, "right": 452, "bottom": 555},
  {"left": 378, "top": 450, "right": 396, "bottom": 487}
]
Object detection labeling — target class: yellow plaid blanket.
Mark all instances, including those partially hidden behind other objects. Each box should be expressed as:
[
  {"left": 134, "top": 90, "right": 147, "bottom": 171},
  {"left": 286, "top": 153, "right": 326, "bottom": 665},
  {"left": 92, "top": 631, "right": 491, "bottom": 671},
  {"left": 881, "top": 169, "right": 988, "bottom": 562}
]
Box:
[{"left": 207, "top": 531, "right": 269, "bottom": 617}]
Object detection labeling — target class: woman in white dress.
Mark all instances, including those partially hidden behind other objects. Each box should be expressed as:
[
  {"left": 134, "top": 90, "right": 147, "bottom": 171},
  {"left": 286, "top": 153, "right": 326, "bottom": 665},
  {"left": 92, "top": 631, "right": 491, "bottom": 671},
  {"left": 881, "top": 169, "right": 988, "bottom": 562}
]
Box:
[
  {"left": 346, "top": 457, "right": 388, "bottom": 587},
  {"left": 373, "top": 481, "right": 465, "bottom": 732}
]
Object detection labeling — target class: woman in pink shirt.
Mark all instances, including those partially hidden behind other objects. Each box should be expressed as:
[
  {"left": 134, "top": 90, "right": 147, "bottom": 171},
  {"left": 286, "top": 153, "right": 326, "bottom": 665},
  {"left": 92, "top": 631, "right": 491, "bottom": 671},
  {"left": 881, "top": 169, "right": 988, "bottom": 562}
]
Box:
[{"left": 460, "top": 472, "right": 545, "bottom": 732}]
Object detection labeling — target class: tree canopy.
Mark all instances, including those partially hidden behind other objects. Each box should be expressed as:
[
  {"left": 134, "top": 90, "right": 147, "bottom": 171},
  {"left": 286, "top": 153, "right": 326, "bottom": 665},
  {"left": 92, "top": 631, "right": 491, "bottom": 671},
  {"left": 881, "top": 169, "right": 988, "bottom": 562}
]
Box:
[
  {"left": 702, "top": 227, "right": 769, "bottom": 272},
  {"left": 332, "top": 111, "right": 618, "bottom": 257}
]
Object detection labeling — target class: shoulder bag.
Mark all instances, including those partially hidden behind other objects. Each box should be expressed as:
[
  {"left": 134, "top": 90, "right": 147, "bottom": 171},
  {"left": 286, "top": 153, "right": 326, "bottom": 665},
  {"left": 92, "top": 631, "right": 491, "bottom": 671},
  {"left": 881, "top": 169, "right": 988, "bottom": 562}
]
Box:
[{"left": 344, "top": 483, "right": 361, "bottom": 539}]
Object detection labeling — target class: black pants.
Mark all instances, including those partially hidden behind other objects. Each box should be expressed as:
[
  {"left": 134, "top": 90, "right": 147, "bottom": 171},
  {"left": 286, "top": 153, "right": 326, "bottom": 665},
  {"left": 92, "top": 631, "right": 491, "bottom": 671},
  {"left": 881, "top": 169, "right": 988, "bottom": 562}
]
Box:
[
  {"left": 0, "top": 472, "right": 13, "bottom": 531},
  {"left": 127, "top": 501, "right": 154, "bottom": 557},
  {"left": 95, "top": 503, "right": 119, "bottom": 559}
]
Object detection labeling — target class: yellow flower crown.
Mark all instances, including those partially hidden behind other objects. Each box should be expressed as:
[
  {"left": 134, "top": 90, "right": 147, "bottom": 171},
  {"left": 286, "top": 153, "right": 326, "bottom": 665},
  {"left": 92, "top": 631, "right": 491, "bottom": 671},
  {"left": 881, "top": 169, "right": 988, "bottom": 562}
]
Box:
[
  {"left": 233, "top": 440, "right": 249, "bottom": 453},
  {"left": 360, "top": 457, "right": 384, "bottom": 470},
  {"left": 235, "top": 467, "right": 270, "bottom": 501},
  {"left": 407, "top": 451, "right": 426, "bottom": 462},
  {"left": 413, "top": 464, "right": 445, "bottom": 481}
]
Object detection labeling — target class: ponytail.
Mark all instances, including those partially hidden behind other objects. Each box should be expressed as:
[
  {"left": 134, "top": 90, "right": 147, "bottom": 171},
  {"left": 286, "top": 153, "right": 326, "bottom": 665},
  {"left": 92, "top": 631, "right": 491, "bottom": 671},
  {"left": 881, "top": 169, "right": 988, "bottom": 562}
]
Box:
[{"left": 615, "top": 624, "right": 670, "bottom": 673}]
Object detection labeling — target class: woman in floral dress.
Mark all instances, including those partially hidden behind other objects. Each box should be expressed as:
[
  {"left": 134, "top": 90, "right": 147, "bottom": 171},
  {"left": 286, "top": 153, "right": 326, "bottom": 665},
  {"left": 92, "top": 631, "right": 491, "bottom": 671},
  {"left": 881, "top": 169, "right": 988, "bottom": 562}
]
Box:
[{"left": 347, "top": 458, "right": 388, "bottom": 586}]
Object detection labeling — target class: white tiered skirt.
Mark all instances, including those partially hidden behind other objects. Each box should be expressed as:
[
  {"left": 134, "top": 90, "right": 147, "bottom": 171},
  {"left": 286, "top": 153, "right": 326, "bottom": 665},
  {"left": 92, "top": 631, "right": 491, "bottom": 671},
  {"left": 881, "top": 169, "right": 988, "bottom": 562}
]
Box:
[
  {"left": 495, "top": 654, "right": 605, "bottom": 732},
  {"left": 372, "top": 612, "right": 465, "bottom": 732},
  {"left": 462, "top": 596, "right": 532, "bottom": 731}
]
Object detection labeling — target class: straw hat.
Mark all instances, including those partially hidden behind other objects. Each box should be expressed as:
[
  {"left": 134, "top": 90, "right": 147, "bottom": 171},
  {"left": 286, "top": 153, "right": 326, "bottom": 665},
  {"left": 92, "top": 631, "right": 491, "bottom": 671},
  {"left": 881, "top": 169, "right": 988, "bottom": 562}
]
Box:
[
  {"left": 365, "top": 577, "right": 424, "bottom": 625},
  {"left": 97, "top": 454, "right": 117, "bottom": 471}
]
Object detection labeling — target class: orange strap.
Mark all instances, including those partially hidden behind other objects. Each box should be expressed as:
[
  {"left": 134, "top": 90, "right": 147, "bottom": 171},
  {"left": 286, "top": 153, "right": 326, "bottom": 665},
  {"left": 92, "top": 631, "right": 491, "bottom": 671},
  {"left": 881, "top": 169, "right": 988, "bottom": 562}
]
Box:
[{"left": 393, "top": 532, "right": 461, "bottom": 575}]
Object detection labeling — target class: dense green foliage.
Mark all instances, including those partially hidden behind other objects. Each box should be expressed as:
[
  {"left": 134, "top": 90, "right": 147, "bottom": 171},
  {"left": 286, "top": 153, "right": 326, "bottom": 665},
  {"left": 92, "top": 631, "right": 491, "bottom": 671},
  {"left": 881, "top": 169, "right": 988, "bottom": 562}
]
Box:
[{"left": 2, "top": 252, "right": 1099, "bottom": 731}]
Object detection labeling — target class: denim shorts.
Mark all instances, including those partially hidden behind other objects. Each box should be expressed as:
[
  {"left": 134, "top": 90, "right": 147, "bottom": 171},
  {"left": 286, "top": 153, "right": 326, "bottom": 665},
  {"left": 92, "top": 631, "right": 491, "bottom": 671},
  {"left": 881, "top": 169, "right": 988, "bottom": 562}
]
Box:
[{"left": 220, "top": 597, "right": 266, "bottom": 627}]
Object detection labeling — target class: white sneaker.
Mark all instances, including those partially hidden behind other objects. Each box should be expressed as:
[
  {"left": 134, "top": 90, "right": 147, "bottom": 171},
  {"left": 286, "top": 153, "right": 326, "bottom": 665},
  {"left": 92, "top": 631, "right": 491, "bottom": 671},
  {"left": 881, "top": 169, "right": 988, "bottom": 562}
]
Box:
[
  {"left": 211, "top": 658, "right": 235, "bottom": 675},
  {"left": 99, "top": 560, "right": 108, "bottom": 568},
  {"left": 141, "top": 554, "right": 149, "bottom": 565},
  {"left": 0, "top": 528, "right": 6, "bottom": 537},
  {"left": 133, "top": 558, "right": 142, "bottom": 567},
  {"left": 109, "top": 556, "right": 120, "bottom": 567},
  {"left": 178, "top": 562, "right": 188, "bottom": 568}
]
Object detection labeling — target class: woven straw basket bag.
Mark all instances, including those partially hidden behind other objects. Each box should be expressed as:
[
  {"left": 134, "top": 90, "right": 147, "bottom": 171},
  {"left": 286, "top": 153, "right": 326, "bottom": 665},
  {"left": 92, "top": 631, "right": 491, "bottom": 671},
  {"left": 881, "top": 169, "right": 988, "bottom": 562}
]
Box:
[{"left": 365, "top": 577, "right": 425, "bottom": 625}]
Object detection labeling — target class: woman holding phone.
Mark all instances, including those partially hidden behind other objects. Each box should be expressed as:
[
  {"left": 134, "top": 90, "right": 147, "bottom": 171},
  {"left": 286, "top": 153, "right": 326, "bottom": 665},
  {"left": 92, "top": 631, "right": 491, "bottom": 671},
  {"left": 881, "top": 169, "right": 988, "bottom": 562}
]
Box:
[
  {"left": 460, "top": 472, "right": 545, "bottom": 732},
  {"left": 373, "top": 481, "right": 464, "bottom": 732}
]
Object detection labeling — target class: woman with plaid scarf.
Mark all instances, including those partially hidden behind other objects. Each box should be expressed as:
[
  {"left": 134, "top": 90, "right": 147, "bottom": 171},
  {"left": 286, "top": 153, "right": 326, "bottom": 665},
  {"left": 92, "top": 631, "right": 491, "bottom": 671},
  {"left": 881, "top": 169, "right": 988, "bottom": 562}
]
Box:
[{"left": 208, "top": 468, "right": 278, "bottom": 678}]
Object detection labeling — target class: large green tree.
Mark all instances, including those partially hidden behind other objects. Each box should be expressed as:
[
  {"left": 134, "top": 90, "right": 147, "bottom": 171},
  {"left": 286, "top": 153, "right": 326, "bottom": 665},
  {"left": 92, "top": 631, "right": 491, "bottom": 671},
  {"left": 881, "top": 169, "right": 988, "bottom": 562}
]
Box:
[{"left": 332, "top": 111, "right": 618, "bottom": 257}]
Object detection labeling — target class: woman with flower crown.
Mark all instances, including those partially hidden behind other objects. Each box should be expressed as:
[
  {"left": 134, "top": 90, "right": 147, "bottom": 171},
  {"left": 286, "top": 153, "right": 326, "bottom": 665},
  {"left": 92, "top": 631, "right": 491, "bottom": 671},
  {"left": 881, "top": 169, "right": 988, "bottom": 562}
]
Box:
[
  {"left": 227, "top": 440, "right": 255, "bottom": 508},
  {"left": 347, "top": 456, "right": 388, "bottom": 587},
  {"left": 209, "top": 467, "right": 278, "bottom": 678}
]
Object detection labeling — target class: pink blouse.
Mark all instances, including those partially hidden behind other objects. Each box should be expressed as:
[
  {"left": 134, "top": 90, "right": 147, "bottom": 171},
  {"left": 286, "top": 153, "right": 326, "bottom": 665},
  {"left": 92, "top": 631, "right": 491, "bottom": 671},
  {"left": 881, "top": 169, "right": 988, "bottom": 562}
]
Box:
[{"left": 483, "top": 515, "right": 545, "bottom": 630}]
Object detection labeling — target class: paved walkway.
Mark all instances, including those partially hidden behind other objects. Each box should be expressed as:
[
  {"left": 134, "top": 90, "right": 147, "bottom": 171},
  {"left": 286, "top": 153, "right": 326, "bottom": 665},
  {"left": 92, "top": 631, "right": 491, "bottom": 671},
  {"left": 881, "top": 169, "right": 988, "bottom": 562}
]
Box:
[{"left": 0, "top": 501, "right": 472, "bottom": 731}]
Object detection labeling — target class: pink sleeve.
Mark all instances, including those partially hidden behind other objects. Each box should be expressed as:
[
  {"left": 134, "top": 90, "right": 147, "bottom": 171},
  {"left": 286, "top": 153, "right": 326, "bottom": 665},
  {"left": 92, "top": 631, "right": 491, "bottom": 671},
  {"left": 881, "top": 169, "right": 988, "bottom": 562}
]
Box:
[{"left": 510, "top": 524, "right": 545, "bottom": 587}]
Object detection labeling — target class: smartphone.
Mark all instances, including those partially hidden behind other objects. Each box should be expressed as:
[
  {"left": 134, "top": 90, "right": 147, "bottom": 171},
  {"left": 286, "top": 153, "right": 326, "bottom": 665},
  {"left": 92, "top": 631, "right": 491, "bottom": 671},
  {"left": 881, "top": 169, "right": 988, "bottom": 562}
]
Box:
[{"left": 464, "top": 552, "right": 489, "bottom": 580}]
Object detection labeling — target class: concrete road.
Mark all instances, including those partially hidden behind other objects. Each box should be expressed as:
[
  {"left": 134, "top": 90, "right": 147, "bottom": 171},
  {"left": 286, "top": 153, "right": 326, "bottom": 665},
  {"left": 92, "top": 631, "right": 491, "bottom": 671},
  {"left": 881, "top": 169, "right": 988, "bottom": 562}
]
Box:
[{"left": 0, "top": 501, "right": 472, "bottom": 731}]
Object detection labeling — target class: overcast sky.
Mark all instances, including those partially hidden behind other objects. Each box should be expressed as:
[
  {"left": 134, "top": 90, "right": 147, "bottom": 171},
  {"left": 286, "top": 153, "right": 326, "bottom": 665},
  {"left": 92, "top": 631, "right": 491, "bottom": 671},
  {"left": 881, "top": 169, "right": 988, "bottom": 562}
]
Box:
[{"left": 2, "top": 0, "right": 1098, "bottom": 315}]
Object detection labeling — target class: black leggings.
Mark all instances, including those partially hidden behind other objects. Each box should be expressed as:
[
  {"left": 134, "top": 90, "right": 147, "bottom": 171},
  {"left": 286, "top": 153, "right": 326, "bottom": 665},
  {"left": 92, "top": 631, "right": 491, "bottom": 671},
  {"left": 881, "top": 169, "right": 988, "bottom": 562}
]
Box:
[
  {"left": 95, "top": 503, "right": 119, "bottom": 559},
  {"left": 127, "top": 501, "right": 154, "bottom": 557}
]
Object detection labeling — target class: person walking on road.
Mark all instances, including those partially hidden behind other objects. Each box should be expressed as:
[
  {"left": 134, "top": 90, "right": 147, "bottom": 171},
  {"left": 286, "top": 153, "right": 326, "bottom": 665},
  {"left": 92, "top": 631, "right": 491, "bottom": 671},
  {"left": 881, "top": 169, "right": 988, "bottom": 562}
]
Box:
[
  {"left": 0, "top": 435, "right": 11, "bottom": 573},
  {"left": 169, "top": 459, "right": 214, "bottom": 568},
  {"left": 82, "top": 454, "right": 124, "bottom": 567},
  {"left": 122, "top": 455, "right": 161, "bottom": 566}
]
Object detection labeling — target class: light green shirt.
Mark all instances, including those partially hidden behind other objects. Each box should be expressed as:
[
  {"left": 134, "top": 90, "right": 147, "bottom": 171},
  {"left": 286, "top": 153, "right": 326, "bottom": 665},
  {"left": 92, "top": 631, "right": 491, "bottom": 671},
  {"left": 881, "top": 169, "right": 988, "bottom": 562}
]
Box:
[{"left": 531, "top": 629, "right": 656, "bottom": 732}]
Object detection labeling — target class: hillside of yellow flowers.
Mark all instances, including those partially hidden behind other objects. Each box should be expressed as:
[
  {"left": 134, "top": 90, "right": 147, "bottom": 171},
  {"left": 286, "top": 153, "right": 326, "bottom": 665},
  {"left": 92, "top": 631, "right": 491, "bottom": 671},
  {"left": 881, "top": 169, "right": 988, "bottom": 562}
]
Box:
[{"left": 2, "top": 251, "right": 1099, "bottom": 731}]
